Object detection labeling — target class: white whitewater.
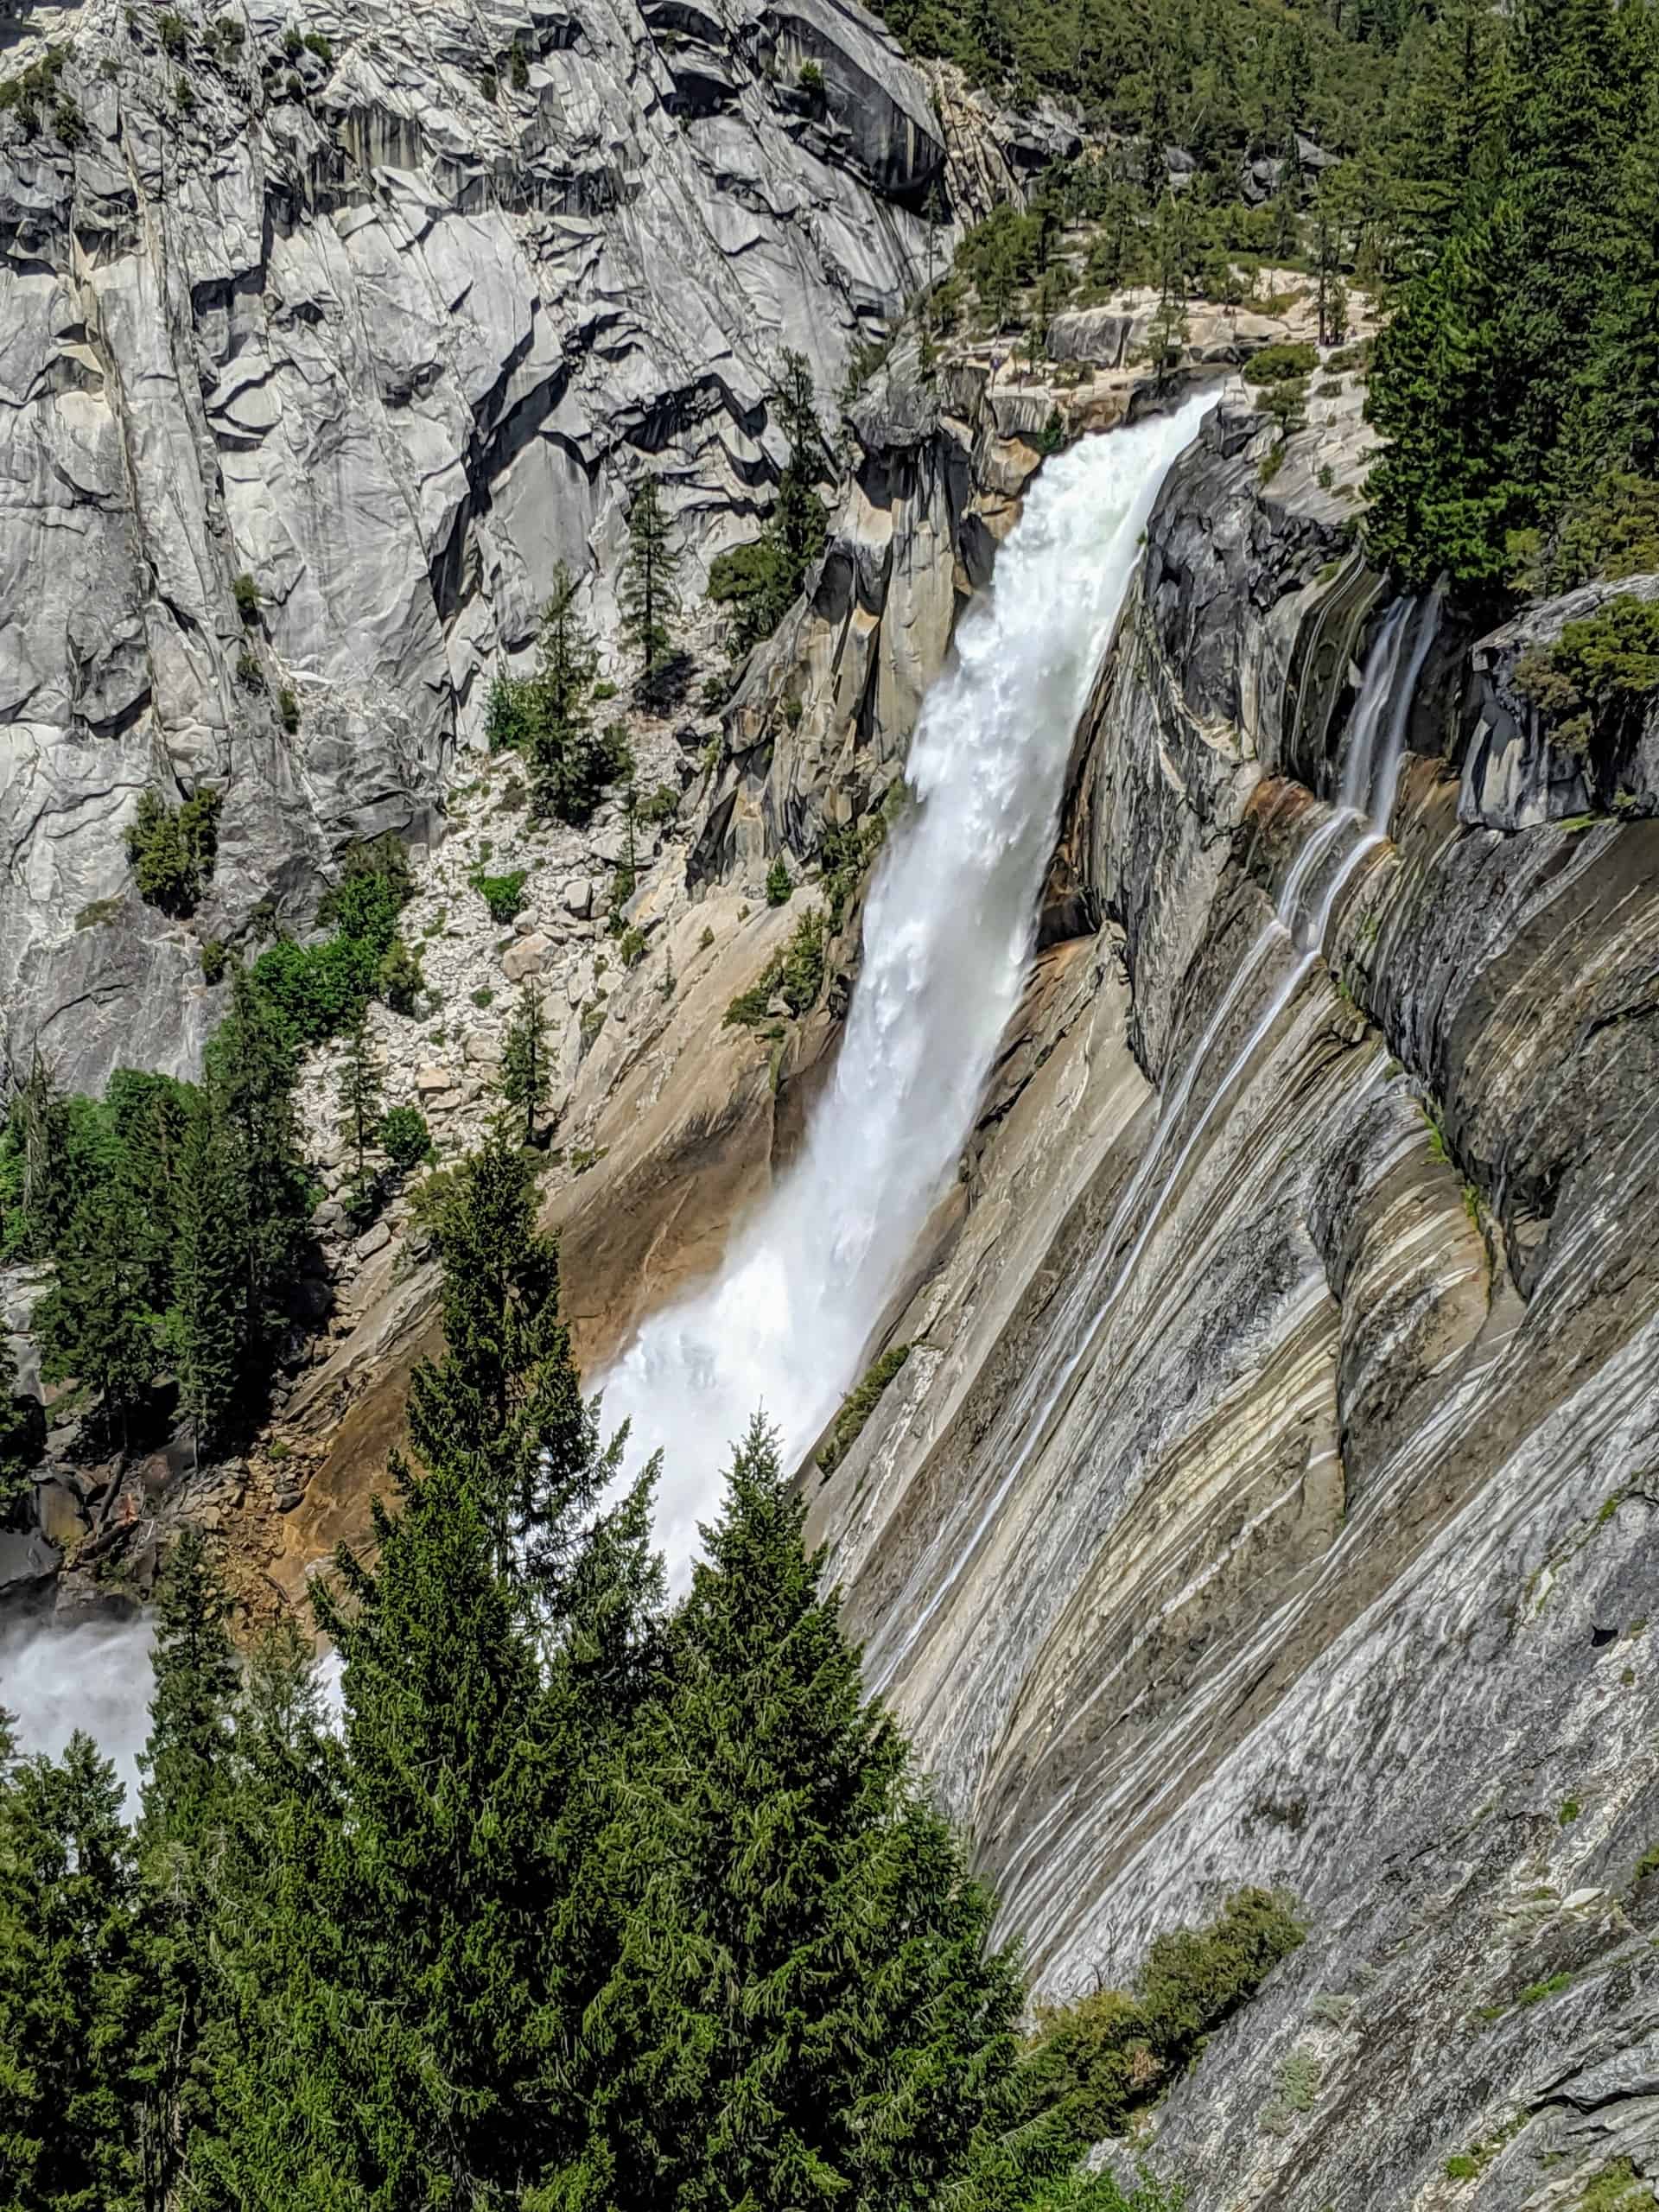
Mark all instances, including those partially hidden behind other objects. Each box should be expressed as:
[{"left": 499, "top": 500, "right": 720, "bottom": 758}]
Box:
[
  {"left": 600, "top": 397, "right": 1213, "bottom": 1582},
  {"left": 0, "top": 1616, "right": 155, "bottom": 1808}
]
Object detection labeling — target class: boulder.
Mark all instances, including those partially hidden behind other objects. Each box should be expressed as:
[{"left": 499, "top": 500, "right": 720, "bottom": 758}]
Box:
[
  {"left": 502, "top": 932, "right": 553, "bottom": 982},
  {"left": 0, "top": 1528, "right": 60, "bottom": 1597},
  {"left": 35, "top": 1479, "right": 90, "bottom": 1549},
  {"left": 1046, "top": 308, "right": 1135, "bottom": 369}
]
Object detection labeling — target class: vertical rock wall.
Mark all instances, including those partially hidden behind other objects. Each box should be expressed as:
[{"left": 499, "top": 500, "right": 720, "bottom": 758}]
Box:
[
  {"left": 0, "top": 0, "right": 944, "bottom": 1090},
  {"left": 809, "top": 392, "right": 1659, "bottom": 2208}
]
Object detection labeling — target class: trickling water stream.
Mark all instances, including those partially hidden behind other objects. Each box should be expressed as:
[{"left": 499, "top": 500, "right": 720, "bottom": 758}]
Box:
[{"left": 600, "top": 399, "right": 1213, "bottom": 1581}]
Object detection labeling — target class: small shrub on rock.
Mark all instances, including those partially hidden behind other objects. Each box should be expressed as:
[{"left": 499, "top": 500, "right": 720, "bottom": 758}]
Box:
[
  {"left": 1243, "top": 341, "right": 1318, "bottom": 385},
  {"left": 817, "top": 1344, "right": 909, "bottom": 1475},
  {"left": 378, "top": 1105, "right": 432, "bottom": 1173},
  {"left": 376, "top": 936, "right": 424, "bottom": 1014},
  {"left": 765, "top": 855, "right": 792, "bottom": 907},
  {"left": 474, "top": 868, "right": 528, "bottom": 924}
]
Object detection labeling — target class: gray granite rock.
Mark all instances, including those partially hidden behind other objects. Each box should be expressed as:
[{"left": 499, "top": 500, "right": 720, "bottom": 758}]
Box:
[{"left": 0, "top": 0, "right": 947, "bottom": 1093}]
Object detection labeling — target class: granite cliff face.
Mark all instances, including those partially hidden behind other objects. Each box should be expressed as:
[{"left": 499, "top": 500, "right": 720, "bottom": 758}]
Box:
[
  {"left": 0, "top": 0, "right": 949, "bottom": 1091},
  {"left": 7, "top": 54, "right": 1658, "bottom": 2186},
  {"left": 802, "top": 387, "right": 1659, "bottom": 2206}
]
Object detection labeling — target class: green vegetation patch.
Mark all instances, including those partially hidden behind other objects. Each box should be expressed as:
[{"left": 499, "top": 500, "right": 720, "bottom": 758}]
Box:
[
  {"left": 125, "top": 786, "right": 221, "bottom": 918},
  {"left": 817, "top": 1345, "right": 910, "bottom": 1476},
  {"left": 252, "top": 832, "right": 420, "bottom": 1045},
  {"left": 724, "top": 906, "right": 830, "bottom": 1029},
  {"left": 1243, "top": 342, "right": 1319, "bottom": 386},
  {"left": 474, "top": 868, "right": 529, "bottom": 925},
  {"left": 1514, "top": 596, "right": 1659, "bottom": 762}
]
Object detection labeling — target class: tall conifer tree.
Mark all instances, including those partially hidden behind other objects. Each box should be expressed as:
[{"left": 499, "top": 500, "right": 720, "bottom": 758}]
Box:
[
  {"left": 499, "top": 980, "right": 551, "bottom": 1147},
  {"left": 135, "top": 1529, "right": 242, "bottom": 2209},
  {"left": 557, "top": 1416, "right": 1020, "bottom": 2212},
  {"left": 619, "top": 473, "right": 681, "bottom": 683},
  {"left": 406, "top": 1128, "right": 597, "bottom": 1588},
  {"left": 0, "top": 1728, "right": 143, "bottom": 2210}
]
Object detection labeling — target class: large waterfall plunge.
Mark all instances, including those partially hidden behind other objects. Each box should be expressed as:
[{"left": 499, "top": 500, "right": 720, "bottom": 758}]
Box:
[
  {"left": 600, "top": 398, "right": 1212, "bottom": 1582},
  {"left": 0, "top": 404, "right": 1206, "bottom": 1787}
]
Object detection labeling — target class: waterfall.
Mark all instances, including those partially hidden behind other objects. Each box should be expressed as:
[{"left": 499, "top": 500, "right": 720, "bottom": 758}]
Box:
[
  {"left": 599, "top": 397, "right": 1214, "bottom": 1581},
  {"left": 866, "top": 589, "right": 1440, "bottom": 1694},
  {"left": 0, "top": 1615, "right": 155, "bottom": 1808}
]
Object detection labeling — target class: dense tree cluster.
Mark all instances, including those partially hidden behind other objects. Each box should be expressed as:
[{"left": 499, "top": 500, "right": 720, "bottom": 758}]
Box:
[
  {"left": 0, "top": 972, "right": 313, "bottom": 1459},
  {"left": 0, "top": 1123, "right": 1300, "bottom": 2210},
  {"left": 249, "top": 832, "right": 424, "bottom": 1045},
  {"left": 0, "top": 835, "right": 431, "bottom": 1475},
  {"left": 1364, "top": 0, "right": 1659, "bottom": 600},
  {"left": 124, "top": 788, "right": 222, "bottom": 919},
  {"left": 874, "top": 0, "right": 1424, "bottom": 184}
]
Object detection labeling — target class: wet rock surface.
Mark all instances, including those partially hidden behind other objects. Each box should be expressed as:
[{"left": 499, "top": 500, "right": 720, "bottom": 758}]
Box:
[{"left": 806, "top": 381, "right": 1659, "bottom": 2208}]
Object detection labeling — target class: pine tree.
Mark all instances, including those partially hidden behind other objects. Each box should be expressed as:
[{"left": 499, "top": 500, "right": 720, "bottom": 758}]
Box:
[
  {"left": 1364, "top": 202, "right": 1531, "bottom": 588},
  {"left": 0, "top": 1729, "right": 143, "bottom": 2210},
  {"left": 1366, "top": 0, "right": 1649, "bottom": 588},
  {"left": 105, "top": 1068, "right": 195, "bottom": 1319},
  {"left": 172, "top": 969, "right": 309, "bottom": 1453},
  {"left": 140, "top": 1527, "right": 239, "bottom": 1843},
  {"left": 210, "top": 966, "right": 309, "bottom": 1351},
  {"left": 707, "top": 353, "right": 830, "bottom": 656},
  {"left": 405, "top": 1126, "right": 599, "bottom": 1587},
  {"left": 203, "top": 1139, "right": 639, "bottom": 2209},
  {"left": 1588, "top": 63, "right": 1659, "bottom": 479},
  {"left": 10, "top": 1051, "right": 88, "bottom": 1259},
  {"left": 1499, "top": 0, "right": 1637, "bottom": 503},
  {"left": 769, "top": 348, "right": 830, "bottom": 589},
  {"left": 134, "top": 1529, "right": 241, "bottom": 2209},
  {"left": 35, "top": 1186, "right": 158, "bottom": 1449},
  {"left": 1313, "top": 183, "right": 1348, "bottom": 346},
  {"left": 171, "top": 1096, "right": 248, "bottom": 1457},
  {"left": 1384, "top": 0, "right": 1509, "bottom": 259},
  {"left": 188, "top": 1618, "right": 345, "bottom": 2212},
  {"left": 619, "top": 473, "right": 681, "bottom": 685},
  {"left": 524, "top": 563, "right": 608, "bottom": 824},
  {"left": 336, "top": 1002, "right": 385, "bottom": 1188},
  {"left": 212, "top": 1440, "right": 550, "bottom": 2206},
  {"left": 0, "top": 1335, "right": 43, "bottom": 1523},
  {"left": 558, "top": 1416, "right": 1021, "bottom": 2212},
  {"left": 499, "top": 979, "right": 551, "bottom": 1147}
]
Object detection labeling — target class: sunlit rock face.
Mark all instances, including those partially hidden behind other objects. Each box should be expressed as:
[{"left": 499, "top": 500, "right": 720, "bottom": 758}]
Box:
[
  {"left": 810, "top": 394, "right": 1659, "bottom": 2208},
  {"left": 0, "top": 0, "right": 942, "bottom": 1090}
]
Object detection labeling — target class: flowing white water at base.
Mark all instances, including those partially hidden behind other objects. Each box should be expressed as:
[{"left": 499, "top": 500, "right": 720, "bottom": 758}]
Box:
[
  {"left": 600, "top": 398, "right": 1212, "bottom": 1582},
  {"left": 0, "top": 1616, "right": 155, "bottom": 1808}
]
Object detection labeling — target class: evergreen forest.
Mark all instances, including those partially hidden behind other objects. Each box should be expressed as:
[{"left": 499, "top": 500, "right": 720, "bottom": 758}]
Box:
[{"left": 0, "top": 1126, "right": 1304, "bottom": 2211}]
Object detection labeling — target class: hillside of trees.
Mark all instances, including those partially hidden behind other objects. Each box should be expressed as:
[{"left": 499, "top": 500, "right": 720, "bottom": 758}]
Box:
[
  {"left": 1364, "top": 0, "right": 1659, "bottom": 601},
  {"left": 0, "top": 1125, "right": 1305, "bottom": 2209}
]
